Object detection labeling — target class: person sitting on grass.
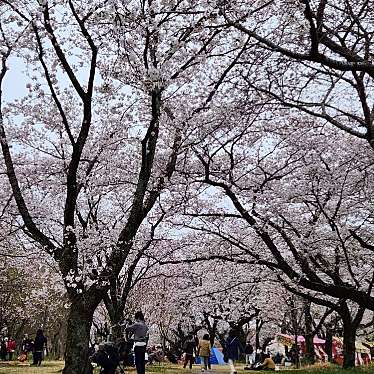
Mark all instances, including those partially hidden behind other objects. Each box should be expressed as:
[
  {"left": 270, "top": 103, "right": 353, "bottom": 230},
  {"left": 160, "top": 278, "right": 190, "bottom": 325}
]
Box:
[
  {"left": 147, "top": 345, "right": 163, "bottom": 365},
  {"left": 254, "top": 353, "right": 275, "bottom": 371},
  {"left": 90, "top": 343, "right": 120, "bottom": 374}
]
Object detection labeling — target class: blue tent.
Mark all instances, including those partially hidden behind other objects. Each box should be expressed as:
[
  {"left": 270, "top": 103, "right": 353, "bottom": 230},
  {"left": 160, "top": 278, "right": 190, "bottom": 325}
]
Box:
[{"left": 195, "top": 348, "right": 226, "bottom": 365}]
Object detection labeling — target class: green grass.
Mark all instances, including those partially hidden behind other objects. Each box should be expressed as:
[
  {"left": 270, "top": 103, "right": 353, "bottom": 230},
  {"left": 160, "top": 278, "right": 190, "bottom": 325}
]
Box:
[
  {"left": 278, "top": 367, "right": 373, "bottom": 374},
  {"left": 0, "top": 360, "right": 64, "bottom": 373},
  {"left": 0, "top": 361, "right": 372, "bottom": 374}
]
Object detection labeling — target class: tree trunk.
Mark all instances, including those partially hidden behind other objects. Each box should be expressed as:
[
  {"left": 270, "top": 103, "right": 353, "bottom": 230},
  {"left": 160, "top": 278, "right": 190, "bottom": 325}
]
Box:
[
  {"left": 294, "top": 334, "right": 300, "bottom": 369},
  {"left": 255, "top": 318, "right": 262, "bottom": 352},
  {"left": 304, "top": 301, "right": 315, "bottom": 364},
  {"left": 304, "top": 333, "right": 314, "bottom": 363},
  {"left": 342, "top": 319, "right": 356, "bottom": 369},
  {"left": 111, "top": 322, "right": 123, "bottom": 342},
  {"left": 325, "top": 327, "right": 333, "bottom": 363},
  {"left": 208, "top": 321, "right": 217, "bottom": 347},
  {"left": 109, "top": 310, "right": 125, "bottom": 342},
  {"left": 62, "top": 299, "right": 96, "bottom": 374}
]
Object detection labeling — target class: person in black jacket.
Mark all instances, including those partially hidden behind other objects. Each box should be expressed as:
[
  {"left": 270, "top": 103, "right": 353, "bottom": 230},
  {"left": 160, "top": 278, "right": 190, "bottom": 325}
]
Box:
[
  {"left": 223, "top": 329, "right": 244, "bottom": 374},
  {"left": 0, "top": 338, "right": 7, "bottom": 361},
  {"left": 244, "top": 342, "right": 254, "bottom": 368},
  {"left": 32, "top": 329, "right": 47, "bottom": 366},
  {"left": 90, "top": 343, "right": 120, "bottom": 374},
  {"left": 183, "top": 334, "right": 196, "bottom": 369}
]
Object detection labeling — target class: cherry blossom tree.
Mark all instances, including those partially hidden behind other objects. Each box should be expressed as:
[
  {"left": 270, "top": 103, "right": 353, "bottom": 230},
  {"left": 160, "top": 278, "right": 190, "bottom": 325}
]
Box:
[
  {"left": 222, "top": 0, "right": 374, "bottom": 146},
  {"left": 165, "top": 82, "right": 374, "bottom": 366},
  {"left": 218, "top": 0, "right": 374, "bottom": 307},
  {"left": 1, "top": 1, "right": 373, "bottom": 371},
  {"left": 0, "top": 0, "right": 239, "bottom": 372}
]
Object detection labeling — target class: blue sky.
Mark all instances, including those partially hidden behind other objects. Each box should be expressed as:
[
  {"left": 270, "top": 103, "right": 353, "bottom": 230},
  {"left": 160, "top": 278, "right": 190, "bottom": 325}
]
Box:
[{"left": 3, "top": 57, "right": 29, "bottom": 102}]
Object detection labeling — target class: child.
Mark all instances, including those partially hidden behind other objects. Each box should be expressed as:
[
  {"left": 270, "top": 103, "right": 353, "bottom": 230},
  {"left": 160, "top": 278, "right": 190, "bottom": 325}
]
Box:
[{"left": 197, "top": 334, "right": 211, "bottom": 372}]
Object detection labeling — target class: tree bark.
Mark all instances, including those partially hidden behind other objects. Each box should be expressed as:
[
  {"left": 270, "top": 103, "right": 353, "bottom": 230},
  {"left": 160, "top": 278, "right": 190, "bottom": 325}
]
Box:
[
  {"left": 325, "top": 327, "right": 333, "bottom": 363},
  {"left": 342, "top": 319, "right": 356, "bottom": 368},
  {"left": 62, "top": 299, "right": 97, "bottom": 374},
  {"left": 304, "top": 301, "right": 315, "bottom": 364},
  {"left": 108, "top": 307, "right": 125, "bottom": 342},
  {"left": 255, "top": 318, "right": 262, "bottom": 352},
  {"left": 111, "top": 319, "right": 124, "bottom": 342},
  {"left": 203, "top": 316, "right": 217, "bottom": 347}
]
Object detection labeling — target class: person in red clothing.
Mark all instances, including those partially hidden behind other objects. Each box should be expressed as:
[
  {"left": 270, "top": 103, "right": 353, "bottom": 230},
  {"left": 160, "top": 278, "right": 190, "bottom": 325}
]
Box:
[{"left": 6, "top": 337, "right": 16, "bottom": 361}]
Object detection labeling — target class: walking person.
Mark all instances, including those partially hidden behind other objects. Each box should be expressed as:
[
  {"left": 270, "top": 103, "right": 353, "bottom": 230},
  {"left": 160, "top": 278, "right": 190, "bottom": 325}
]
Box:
[
  {"left": 244, "top": 341, "right": 255, "bottom": 368},
  {"left": 223, "top": 329, "right": 244, "bottom": 374},
  {"left": 197, "top": 334, "right": 211, "bottom": 372},
  {"left": 126, "top": 311, "right": 149, "bottom": 374},
  {"left": 183, "top": 334, "right": 196, "bottom": 370},
  {"left": 32, "top": 329, "right": 47, "bottom": 366}
]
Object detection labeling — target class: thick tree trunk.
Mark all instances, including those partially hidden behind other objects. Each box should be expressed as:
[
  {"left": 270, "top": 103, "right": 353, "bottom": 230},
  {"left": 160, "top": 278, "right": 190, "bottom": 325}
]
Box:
[
  {"left": 62, "top": 300, "right": 96, "bottom": 374},
  {"left": 304, "top": 333, "right": 314, "bottom": 363},
  {"left": 111, "top": 321, "right": 124, "bottom": 342},
  {"left": 342, "top": 320, "right": 356, "bottom": 369},
  {"left": 109, "top": 309, "right": 125, "bottom": 342}
]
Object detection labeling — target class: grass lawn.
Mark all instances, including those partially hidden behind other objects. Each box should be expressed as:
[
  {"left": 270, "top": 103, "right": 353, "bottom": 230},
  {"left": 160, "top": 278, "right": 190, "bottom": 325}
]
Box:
[
  {"left": 0, "top": 361, "right": 373, "bottom": 374},
  {"left": 0, "top": 360, "right": 64, "bottom": 373}
]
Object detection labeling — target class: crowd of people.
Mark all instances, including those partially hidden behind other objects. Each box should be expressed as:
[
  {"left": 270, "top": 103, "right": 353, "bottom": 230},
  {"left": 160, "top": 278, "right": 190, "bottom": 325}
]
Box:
[
  {"left": 0, "top": 336, "right": 16, "bottom": 361},
  {"left": 0, "top": 314, "right": 287, "bottom": 373},
  {"left": 180, "top": 330, "right": 276, "bottom": 373},
  {"left": 0, "top": 329, "right": 47, "bottom": 366},
  {"left": 89, "top": 313, "right": 282, "bottom": 374}
]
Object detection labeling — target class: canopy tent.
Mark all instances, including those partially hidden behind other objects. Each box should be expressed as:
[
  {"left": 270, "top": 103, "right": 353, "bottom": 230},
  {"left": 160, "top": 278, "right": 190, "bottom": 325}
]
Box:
[
  {"left": 276, "top": 334, "right": 325, "bottom": 346},
  {"left": 275, "top": 334, "right": 372, "bottom": 366},
  {"left": 195, "top": 348, "right": 226, "bottom": 365},
  {"left": 266, "top": 341, "right": 286, "bottom": 356},
  {"left": 355, "top": 341, "right": 370, "bottom": 354},
  {"left": 363, "top": 341, "right": 374, "bottom": 348}
]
